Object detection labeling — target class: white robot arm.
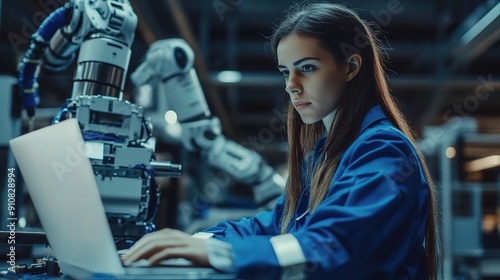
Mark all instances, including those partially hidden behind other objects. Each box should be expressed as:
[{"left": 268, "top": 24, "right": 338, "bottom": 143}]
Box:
[
  {"left": 19, "top": 0, "right": 138, "bottom": 118},
  {"left": 18, "top": 1, "right": 181, "bottom": 243},
  {"left": 131, "top": 39, "right": 285, "bottom": 208}
]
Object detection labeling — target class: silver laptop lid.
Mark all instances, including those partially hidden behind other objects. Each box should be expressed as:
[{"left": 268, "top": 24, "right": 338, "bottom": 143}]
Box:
[{"left": 9, "top": 119, "right": 125, "bottom": 275}]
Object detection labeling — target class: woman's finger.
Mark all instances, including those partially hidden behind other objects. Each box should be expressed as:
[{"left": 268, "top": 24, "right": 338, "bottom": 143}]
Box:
[
  {"left": 147, "top": 245, "right": 210, "bottom": 267},
  {"left": 123, "top": 236, "right": 184, "bottom": 263}
]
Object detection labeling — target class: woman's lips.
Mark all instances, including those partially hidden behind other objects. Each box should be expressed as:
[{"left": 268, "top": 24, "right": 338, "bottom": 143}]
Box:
[{"left": 294, "top": 101, "right": 312, "bottom": 110}]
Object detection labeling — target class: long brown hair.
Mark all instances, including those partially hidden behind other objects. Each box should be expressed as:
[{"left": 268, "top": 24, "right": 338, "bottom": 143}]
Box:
[{"left": 270, "top": 3, "right": 440, "bottom": 278}]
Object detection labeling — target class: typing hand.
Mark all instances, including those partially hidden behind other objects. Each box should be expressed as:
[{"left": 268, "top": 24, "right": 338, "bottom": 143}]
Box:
[{"left": 121, "top": 228, "right": 211, "bottom": 267}]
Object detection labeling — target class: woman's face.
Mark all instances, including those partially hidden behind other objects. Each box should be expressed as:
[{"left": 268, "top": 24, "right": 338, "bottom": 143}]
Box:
[{"left": 277, "top": 34, "right": 347, "bottom": 127}]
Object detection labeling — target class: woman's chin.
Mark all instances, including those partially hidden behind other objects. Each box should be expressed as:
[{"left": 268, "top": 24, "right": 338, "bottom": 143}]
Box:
[{"left": 300, "top": 116, "right": 321, "bottom": 125}]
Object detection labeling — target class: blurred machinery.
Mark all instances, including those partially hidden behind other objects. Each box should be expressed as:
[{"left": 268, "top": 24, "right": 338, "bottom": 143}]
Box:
[
  {"left": 130, "top": 38, "right": 285, "bottom": 231},
  {"left": 15, "top": 0, "right": 284, "bottom": 243},
  {"left": 16, "top": 0, "right": 181, "bottom": 247},
  {"left": 420, "top": 118, "right": 500, "bottom": 280}
]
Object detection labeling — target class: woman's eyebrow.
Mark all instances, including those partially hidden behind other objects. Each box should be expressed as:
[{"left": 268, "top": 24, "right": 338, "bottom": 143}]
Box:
[{"left": 277, "top": 57, "right": 320, "bottom": 69}]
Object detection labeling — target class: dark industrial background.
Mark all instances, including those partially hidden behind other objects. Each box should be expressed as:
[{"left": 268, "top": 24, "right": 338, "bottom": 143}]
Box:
[
  {"left": 2, "top": 0, "right": 500, "bottom": 138},
  {"left": 1, "top": 0, "right": 500, "bottom": 279}
]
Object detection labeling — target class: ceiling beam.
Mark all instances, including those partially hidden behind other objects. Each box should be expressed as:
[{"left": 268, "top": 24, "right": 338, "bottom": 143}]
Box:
[
  {"left": 449, "top": 1, "right": 500, "bottom": 70},
  {"left": 130, "top": 0, "right": 157, "bottom": 45},
  {"left": 182, "top": 0, "right": 437, "bottom": 27}
]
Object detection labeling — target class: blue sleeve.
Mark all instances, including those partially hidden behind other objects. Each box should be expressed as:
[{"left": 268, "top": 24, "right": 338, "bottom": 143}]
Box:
[
  {"left": 220, "top": 128, "right": 429, "bottom": 279},
  {"left": 201, "top": 195, "right": 284, "bottom": 240}
]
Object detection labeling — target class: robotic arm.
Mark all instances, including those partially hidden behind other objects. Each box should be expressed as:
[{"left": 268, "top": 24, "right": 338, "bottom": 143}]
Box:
[
  {"left": 131, "top": 39, "right": 285, "bottom": 209},
  {"left": 19, "top": 0, "right": 137, "bottom": 118},
  {"left": 17, "top": 1, "right": 180, "bottom": 245}
]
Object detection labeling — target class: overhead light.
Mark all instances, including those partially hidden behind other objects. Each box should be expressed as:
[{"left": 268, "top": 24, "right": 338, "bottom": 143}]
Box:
[
  {"left": 445, "top": 147, "right": 456, "bottom": 159},
  {"left": 466, "top": 155, "right": 500, "bottom": 172},
  {"left": 18, "top": 217, "right": 26, "bottom": 228},
  {"left": 217, "top": 70, "right": 242, "bottom": 84},
  {"left": 460, "top": 2, "right": 500, "bottom": 45},
  {"left": 164, "top": 110, "right": 178, "bottom": 124}
]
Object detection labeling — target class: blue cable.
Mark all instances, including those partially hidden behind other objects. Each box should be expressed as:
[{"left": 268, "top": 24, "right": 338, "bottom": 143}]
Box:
[
  {"left": 18, "top": 6, "right": 68, "bottom": 117},
  {"left": 52, "top": 99, "right": 72, "bottom": 124},
  {"left": 83, "top": 132, "right": 123, "bottom": 143}
]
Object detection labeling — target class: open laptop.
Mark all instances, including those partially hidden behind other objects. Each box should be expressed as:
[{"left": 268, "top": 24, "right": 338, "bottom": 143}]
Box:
[{"left": 9, "top": 119, "right": 234, "bottom": 279}]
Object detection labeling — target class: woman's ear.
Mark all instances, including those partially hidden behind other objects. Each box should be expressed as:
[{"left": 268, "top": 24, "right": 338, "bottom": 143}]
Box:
[{"left": 345, "top": 53, "right": 362, "bottom": 82}]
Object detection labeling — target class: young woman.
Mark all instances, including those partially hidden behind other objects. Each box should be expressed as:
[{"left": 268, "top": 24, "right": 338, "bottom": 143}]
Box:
[{"left": 123, "top": 3, "right": 441, "bottom": 279}]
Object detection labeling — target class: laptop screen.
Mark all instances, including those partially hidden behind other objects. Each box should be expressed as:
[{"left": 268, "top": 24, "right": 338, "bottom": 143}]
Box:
[{"left": 9, "top": 119, "right": 125, "bottom": 275}]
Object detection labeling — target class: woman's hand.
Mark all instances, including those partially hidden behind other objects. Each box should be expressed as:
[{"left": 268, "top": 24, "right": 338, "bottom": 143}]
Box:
[{"left": 121, "top": 228, "right": 211, "bottom": 267}]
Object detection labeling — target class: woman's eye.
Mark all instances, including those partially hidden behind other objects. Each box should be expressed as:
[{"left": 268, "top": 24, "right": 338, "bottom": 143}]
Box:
[
  {"left": 280, "top": 70, "right": 290, "bottom": 78},
  {"left": 301, "top": 65, "right": 316, "bottom": 72}
]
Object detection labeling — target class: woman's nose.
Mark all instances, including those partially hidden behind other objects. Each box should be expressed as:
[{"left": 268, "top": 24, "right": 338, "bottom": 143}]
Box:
[{"left": 285, "top": 73, "right": 302, "bottom": 96}]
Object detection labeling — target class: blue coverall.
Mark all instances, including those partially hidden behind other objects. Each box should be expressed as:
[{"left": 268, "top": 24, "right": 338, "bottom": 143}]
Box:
[{"left": 202, "top": 105, "right": 430, "bottom": 279}]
